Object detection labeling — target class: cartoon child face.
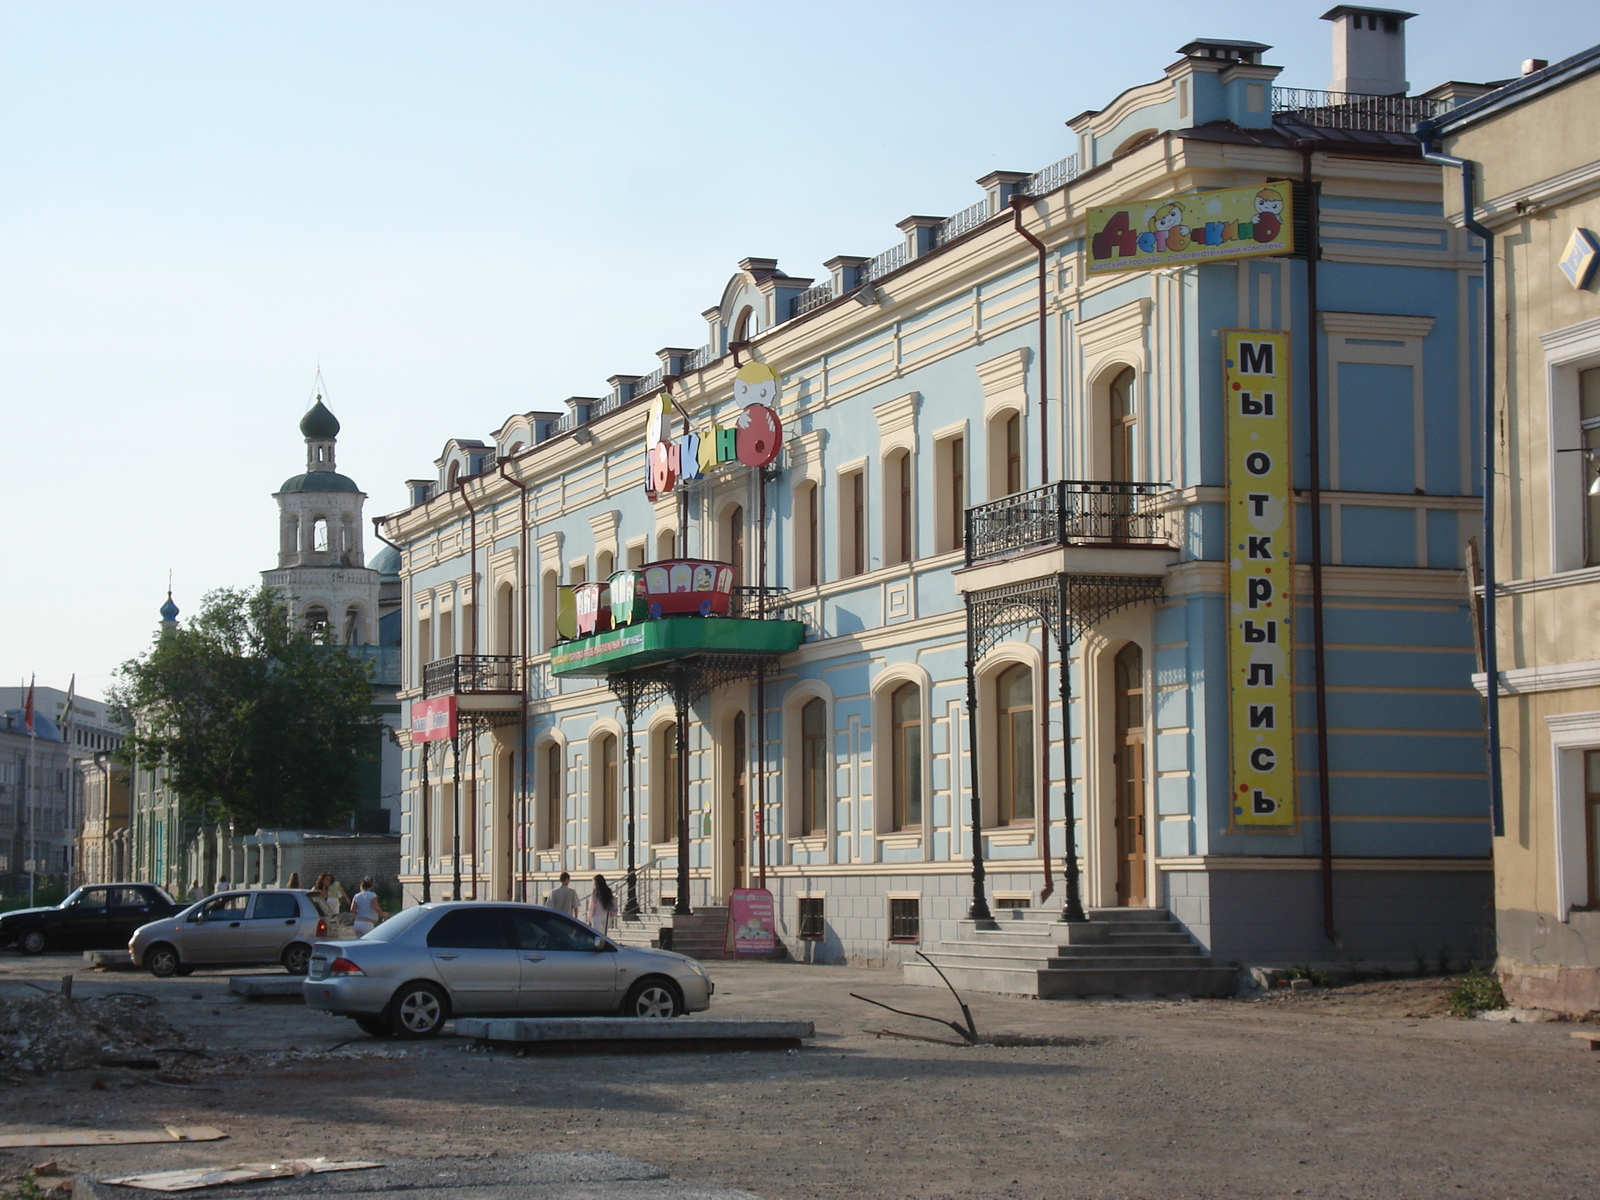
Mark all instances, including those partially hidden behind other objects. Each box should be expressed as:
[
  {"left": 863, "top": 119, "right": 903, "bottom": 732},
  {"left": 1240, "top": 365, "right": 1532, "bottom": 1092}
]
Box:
[
  {"left": 1255, "top": 189, "right": 1284, "bottom": 217},
  {"left": 1152, "top": 204, "right": 1185, "bottom": 233},
  {"left": 733, "top": 361, "right": 780, "bottom": 407}
]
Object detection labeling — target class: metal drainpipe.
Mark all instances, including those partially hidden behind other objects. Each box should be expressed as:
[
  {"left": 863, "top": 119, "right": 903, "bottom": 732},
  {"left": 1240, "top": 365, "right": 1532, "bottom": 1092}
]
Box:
[
  {"left": 1418, "top": 131, "right": 1504, "bottom": 837},
  {"left": 498, "top": 457, "right": 533, "bottom": 903},
  {"left": 458, "top": 481, "right": 480, "bottom": 899},
  {"left": 1011, "top": 192, "right": 1058, "bottom": 906},
  {"left": 1298, "top": 143, "right": 1339, "bottom": 947}
]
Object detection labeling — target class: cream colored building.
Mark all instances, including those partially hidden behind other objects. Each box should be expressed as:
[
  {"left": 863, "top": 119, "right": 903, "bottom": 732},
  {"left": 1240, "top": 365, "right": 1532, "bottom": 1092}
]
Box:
[{"left": 1427, "top": 45, "right": 1600, "bottom": 1016}]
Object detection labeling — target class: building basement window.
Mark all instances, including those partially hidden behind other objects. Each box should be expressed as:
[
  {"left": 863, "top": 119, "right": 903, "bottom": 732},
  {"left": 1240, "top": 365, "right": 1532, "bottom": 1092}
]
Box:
[
  {"left": 798, "top": 897, "right": 825, "bottom": 941},
  {"left": 888, "top": 897, "right": 920, "bottom": 943}
]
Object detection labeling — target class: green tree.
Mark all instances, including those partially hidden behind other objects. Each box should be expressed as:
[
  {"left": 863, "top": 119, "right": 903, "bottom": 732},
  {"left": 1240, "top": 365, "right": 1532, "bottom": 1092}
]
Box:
[{"left": 112, "top": 586, "right": 392, "bottom": 832}]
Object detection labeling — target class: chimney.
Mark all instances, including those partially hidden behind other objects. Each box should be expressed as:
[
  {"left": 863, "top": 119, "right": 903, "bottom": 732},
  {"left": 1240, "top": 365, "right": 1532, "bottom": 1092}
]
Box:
[
  {"left": 1521, "top": 58, "right": 1548, "bottom": 76},
  {"left": 1321, "top": 6, "right": 1415, "bottom": 96}
]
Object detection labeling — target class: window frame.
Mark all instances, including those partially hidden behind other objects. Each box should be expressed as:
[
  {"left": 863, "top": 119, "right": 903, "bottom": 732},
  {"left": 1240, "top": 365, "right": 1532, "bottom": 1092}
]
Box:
[
  {"left": 889, "top": 682, "right": 923, "bottom": 832},
  {"left": 994, "top": 662, "right": 1035, "bottom": 826},
  {"left": 887, "top": 896, "right": 921, "bottom": 943},
  {"left": 800, "top": 697, "right": 829, "bottom": 836}
]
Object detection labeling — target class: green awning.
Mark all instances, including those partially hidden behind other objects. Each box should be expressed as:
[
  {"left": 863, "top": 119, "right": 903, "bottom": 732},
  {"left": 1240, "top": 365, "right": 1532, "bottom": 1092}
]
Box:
[{"left": 549, "top": 616, "right": 804, "bottom": 678}]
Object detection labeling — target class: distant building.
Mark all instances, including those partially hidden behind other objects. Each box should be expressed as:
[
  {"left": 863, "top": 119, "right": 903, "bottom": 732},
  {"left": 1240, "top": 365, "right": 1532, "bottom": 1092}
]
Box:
[
  {"left": 0, "top": 685, "right": 126, "bottom": 890},
  {"left": 1427, "top": 43, "right": 1600, "bottom": 1016}
]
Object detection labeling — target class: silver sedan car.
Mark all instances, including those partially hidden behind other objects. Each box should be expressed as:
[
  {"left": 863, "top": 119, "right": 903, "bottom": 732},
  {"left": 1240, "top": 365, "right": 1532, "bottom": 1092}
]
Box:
[
  {"left": 302, "top": 901, "right": 714, "bottom": 1038},
  {"left": 130, "top": 889, "right": 333, "bottom": 977}
]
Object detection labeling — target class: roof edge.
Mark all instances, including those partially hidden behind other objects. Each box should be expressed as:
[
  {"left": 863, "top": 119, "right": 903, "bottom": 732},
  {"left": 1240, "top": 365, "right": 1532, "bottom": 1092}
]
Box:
[{"left": 1418, "top": 41, "right": 1600, "bottom": 138}]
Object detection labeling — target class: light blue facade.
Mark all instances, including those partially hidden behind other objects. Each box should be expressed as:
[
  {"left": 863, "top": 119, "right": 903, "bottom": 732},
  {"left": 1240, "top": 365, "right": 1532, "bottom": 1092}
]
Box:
[{"left": 388, "top": 37, "right": 1492, "bottom": 969}]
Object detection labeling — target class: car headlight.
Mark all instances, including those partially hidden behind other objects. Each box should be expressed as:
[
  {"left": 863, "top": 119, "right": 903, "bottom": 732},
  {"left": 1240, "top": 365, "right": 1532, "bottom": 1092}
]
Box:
[{"left": 683, "top": 958, "right": 708, "bottom": 979}]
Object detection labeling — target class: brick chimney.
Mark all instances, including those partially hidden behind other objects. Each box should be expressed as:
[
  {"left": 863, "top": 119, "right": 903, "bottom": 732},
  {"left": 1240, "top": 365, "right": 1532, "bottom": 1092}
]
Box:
[{"left": 1322, "top": 6, "right": 1414, "bottom": 96}]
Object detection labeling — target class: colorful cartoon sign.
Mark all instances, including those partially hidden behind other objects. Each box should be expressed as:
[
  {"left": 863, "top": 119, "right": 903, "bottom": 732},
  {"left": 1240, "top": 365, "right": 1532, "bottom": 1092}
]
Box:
[
  {"left": 1223, "top": 330, "right": 1297, "bottom": 829},
  {"left": 643, "top": 362, "right": 784, "bottom": 499},
  {"left": 1087, "top": 184, "right": 1293, "bottom": 275},
  {"left": 727, "top": 887, "right": 776, "bottom": 955},
  {"left": 409, "top": 696, "right": 457, "bottom": 743}
]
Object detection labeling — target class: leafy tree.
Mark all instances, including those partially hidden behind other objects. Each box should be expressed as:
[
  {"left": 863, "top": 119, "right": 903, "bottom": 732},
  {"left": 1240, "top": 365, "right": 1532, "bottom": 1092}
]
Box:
[{"left": 112, "top": 586, "right": 392, "bottom": 832}]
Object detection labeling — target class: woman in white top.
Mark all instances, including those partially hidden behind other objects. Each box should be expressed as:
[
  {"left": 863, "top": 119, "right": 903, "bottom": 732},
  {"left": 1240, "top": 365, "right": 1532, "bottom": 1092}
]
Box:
[
  {"left": 350, "top": 877, "right": 386, "bottom": 937},
  {"left": 586, "top": 875, "right": 616, "bottom": 938}
]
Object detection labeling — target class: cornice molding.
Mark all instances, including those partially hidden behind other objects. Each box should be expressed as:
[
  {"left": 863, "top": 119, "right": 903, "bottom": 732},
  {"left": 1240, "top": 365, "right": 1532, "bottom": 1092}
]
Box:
[
  {"left": 1473, "top": 659, "right": 1600, "bottom": 697},
  {"left": 1321, "top": 311, "right": 1436, "bottom": 339}
]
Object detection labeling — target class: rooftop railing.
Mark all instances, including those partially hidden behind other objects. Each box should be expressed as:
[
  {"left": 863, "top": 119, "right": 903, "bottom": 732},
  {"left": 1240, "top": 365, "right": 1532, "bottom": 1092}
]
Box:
[
  {"left": 1019, "top": 153, "right": 1081, "bottom": 197},
  {"left": 863, "top": 242, "right": 908, "bottom": 283},
  {"left": 792, "top": 283, "right": 834, "bottom": 318},
  {"left": 964, "top": 480, "right": 1175, "bottom": 567},
  {"left": 422, "top": 654, "right": 522, "bottom": 698},
  {"left": 1271, "top": 87, "right": 1450, "bottom": 132},
  {"left": 935, "top": 198, "right": 992, "bottom": 245}
]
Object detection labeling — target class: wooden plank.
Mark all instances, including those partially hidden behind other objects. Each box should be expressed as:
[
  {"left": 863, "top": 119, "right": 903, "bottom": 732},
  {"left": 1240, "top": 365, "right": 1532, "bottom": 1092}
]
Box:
[{"left": 0, "top": 1128, "right": 225, "bottom": 1149}]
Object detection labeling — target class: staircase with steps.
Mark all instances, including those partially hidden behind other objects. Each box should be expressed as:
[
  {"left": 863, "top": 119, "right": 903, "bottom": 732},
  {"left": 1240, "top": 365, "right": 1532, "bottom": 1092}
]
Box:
[
  {"left": 608, "top": 912, "right": 671, "bottom": 950},
  {"left": 903, "top": 907, "right": 1239, "bottom": 999}
]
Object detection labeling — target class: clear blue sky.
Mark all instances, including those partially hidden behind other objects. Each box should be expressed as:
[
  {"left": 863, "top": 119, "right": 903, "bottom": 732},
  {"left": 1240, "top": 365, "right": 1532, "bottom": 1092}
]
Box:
[{"left": 3, "top": 0, "right": 1596, "bottom": 697}]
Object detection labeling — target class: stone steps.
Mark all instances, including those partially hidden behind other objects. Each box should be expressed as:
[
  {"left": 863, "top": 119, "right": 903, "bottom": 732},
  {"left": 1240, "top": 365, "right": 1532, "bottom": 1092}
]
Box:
[{"left": 905, "top": 906, "right": 1240, "bottom": 1001}]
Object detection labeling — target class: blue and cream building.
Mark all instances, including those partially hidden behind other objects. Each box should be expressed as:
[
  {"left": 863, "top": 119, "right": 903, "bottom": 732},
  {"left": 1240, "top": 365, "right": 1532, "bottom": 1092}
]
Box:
[{"left": 385, "top": 10, "right": 1500, "bottom": 972}]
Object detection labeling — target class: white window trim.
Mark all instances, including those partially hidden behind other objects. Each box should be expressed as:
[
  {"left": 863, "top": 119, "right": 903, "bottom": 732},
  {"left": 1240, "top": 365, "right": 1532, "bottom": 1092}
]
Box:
[
  {"left": 1541, "top": 316, "right": 1600, "bottom": 574},
  {"left": 1320, "top": 311, "right": 1434, "bottom": 495},
  {"left": 1546, "top": 711, "right": 1600, "bottom": 917}
]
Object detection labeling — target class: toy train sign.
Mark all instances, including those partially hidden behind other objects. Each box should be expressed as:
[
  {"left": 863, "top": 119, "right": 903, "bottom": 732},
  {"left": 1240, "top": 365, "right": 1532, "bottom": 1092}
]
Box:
[{"left": 556, "top": 559, "right": 738, "bottom": 640}]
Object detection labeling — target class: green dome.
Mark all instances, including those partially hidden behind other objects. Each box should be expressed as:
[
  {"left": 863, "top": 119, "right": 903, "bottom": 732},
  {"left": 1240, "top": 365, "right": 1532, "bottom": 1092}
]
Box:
[
  {"left": 370, "top": 545, "right": 401, "bottom": 577},
  {"left": 278, "top": 471, "right": 362, "bottom": 494},
  {"left": 300, "top": 399, "right": 341, "bottom": 440}
]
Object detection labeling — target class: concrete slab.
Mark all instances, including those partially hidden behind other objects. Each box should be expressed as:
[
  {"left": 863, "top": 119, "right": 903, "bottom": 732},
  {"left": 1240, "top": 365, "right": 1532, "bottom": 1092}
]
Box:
[
  {"left": 454, "top": 1016, "right": 813, "bottom": 1053},
  {"left": 82, "top": 951, "right": 138, "bottom": 971},
  {"left": 228, "top": 975, "right": 307, "bottom": 998},
  {"left": 74, "top": 1152, "right": 763, "bottom": 1200}
]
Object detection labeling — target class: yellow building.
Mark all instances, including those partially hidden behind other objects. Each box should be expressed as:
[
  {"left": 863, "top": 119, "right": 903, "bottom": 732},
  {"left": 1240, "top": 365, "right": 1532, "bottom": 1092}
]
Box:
[{"left": 1425, "top": 45, "right": 1600, "bottom": 1016}]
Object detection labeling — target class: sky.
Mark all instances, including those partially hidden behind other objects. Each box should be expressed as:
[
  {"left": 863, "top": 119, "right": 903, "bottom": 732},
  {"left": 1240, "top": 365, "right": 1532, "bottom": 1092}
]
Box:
[{"left": 4, "top": 0, "right": 1597, "bottom": 699}]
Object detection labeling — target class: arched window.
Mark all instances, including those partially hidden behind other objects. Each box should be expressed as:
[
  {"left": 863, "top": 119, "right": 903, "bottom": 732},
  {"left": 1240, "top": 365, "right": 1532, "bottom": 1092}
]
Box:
[
  {"left": 1005, "top": 413, "right": 1022, "bottom": 494},
  {"left": 596, "top": 550, "right": 615, "bottom": 581},
  {"left": 655, "top": 529, "right": 676, "bottom": 562},
  {"left": 496, "top": 583, "right": 516, "bottom": 655},
  {"left": 343, "top": 604, "right": 365, "bottom": 645},
  {"left": 304, "top": 606, "right": 329, "bottom": 642},
  {"left": 885, "top": 450, "right": 913, "bottom": 565},
  {"left": 653, "top": 723, "right": 679, "bottom": 845},
  {"left": 540, "top": 569, "right": 558, "bottom": 651},
  {"left": 995, "top": 664, "right": 1034, "bottom": 824},
  {"left": 312, "top": 518, "right": 330, "bottom": 553},
  {"left": 1109, "top": 367, "right": 1136, "bottom": 482},
  {"left": 725, "top": 505, "right": 745, "bottom": 583},
  {"left": 595, "top": 733, "right": 619, "bottom": 846},
  {"left": 447, "top": 462, "right": 460, "bottom": 491},
  {"left": 733, "top": 306, "right": 756, "bottom": 343},
  {"left": 889, "top": 683, "right": 922, "bottom": 831},
  {"left": 340, "top": 515, "right": 355, "bottom": 555},
  {"left": 542, "top": 743, "right": 562, "bottom": 850},
  {"left": 800, "top": 698, "right": 828, "bottom": 835},
  {"left": 505, "top": 441, "right": 524, "bottom": 456}
]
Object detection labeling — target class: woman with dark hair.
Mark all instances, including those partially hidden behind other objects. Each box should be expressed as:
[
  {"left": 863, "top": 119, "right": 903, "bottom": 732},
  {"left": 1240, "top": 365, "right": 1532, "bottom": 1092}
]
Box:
[{"left": 586, "top": 875, "right": 616, "bottom": 937}]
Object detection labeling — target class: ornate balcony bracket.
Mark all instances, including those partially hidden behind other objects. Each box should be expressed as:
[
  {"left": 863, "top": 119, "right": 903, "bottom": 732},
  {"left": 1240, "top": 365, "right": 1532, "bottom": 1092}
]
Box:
[{"left": 965, "top": 572, "right": 1166, "bottom": 663}]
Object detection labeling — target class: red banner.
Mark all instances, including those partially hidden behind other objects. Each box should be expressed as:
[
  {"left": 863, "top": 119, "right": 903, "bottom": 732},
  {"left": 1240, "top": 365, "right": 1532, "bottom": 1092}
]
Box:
[
  {"left": 410, "top": 696, "right": 457, "bottom": 743},
  {"left": 727, "top": 888, "right": 776, "bottom": 956}
]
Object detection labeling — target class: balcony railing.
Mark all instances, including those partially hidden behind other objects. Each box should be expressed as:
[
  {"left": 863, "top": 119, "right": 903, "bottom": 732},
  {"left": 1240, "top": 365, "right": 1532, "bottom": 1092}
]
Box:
[
  {"left": 422, "top": 654, "right": 523, "bottom": 698},
  {"left": 729, "top": 585, "right": 792, "bottom": 619},
  {"left": 1271, "top": 87, "right": 1450, "bottom": 133},
  {"left": 964, "top": 480, "right": 1175, "bottom": 567}
]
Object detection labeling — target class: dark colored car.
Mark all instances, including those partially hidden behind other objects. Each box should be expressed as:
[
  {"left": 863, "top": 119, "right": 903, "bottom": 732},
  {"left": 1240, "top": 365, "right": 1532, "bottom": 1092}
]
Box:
[{"left": 0, "top": 883, "right": 182, "bottom": 954}]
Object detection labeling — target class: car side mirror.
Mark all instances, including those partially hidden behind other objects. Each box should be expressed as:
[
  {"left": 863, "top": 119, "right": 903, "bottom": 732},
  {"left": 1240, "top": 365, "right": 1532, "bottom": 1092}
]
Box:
[
  {"left": 187, "top": 912, "right": 204, "bottom": 924},
  {"left": 590, "top": 936, "right": 607, "bottom": 952}
]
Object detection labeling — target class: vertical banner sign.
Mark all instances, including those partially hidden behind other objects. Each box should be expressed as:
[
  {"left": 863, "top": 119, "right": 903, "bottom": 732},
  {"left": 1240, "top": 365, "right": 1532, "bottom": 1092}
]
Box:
[{"left": 1224, "top": 331, "right": 1296, "bottom": 828}]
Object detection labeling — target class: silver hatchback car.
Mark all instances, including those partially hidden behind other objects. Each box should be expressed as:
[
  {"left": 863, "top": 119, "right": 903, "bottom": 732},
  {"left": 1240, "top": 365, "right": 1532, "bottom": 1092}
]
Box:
[
  {"left": 302, "top": 901, "right": 714, "bottom": 1038},
  {"left": 129, "top": 889, "right": 333, "bottom": 977}
]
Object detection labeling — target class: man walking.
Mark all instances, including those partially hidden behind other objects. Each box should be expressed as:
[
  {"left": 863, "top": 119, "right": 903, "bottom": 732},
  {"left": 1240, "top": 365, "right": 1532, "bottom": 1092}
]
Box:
[{"left": 546, "top": 872, "right": 578, "bottom": 918}]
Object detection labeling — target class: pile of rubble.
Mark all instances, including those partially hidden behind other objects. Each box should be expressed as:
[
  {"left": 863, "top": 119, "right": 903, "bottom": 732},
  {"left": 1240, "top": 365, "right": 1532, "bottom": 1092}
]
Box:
[{"left": 0, "top": 993, "right": 193, "bottom": 1074}]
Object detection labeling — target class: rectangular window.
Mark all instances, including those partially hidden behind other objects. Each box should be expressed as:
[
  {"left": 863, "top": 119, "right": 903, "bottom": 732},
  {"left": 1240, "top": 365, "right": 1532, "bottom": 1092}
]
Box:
[
  {"left": 795, "top": 482, "right": 819, "bottom": 588},
  {"left": 438, "top": 608, "right": 455, "bottom": 659},
  {"left": 798, "top": 897, "right": 825, "bottom": 940},
  {"left": 1582, "top": 367, "right": 1600, "bottom": 567},
  {"left": 543, "top": 745, "right": 562, "bottom": 849},
  {"left": 949, "top": 436, "right": 965, "bottom": 553},
  {"left": 599, "top": 735, "right": 619, "bottom": 845},
  {"left": 841, "top": 469, "right": 867, "bottom": 578},
  {"left": 888, "top": 897, "right": 920, "bottom": 942},
  {"left": 890, "top": 684, "right": 922, "bottom": 831},
  {"left": 1587, "top": 749, "right": 1600, "bottom": 908},
  {"left": 995, "top": 896, "right": 1029, "bottom": 910},
  {"left": 655, "top": 726, "right": 679, "bottom": 845},
  {"left": 800, "top": 698, "right": 828, "bottom": 835},
  {"left": 885, "top": 451, "right": 913, "bottom": 566},
  {"left": 1005, "top": 414, "right": 1022, "bottom": 495}
]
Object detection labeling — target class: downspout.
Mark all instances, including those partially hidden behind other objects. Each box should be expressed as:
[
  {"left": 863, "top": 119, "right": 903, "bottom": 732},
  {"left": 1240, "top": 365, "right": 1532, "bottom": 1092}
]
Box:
[
  {"left": 1298, "top": 143, "right": 1339, "bottom": 947},
  {"left": 458, "top": 481, "right": 481, "bottom": 899},
  {"left": 1418, "top": 130, "right": 1504, "bottom": 838},
  {"left": 498, "top": 457, "right": 532, "bottom": 903},
  {"left": 1010, "top": 191, "right": 1056, "bottom": 906}
]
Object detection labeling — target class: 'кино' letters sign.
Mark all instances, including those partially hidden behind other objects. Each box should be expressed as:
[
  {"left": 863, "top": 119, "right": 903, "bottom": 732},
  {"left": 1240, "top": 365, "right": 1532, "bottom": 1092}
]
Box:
[{"left": 1224, "top": 330, "right": 1296, "bottom": 829}]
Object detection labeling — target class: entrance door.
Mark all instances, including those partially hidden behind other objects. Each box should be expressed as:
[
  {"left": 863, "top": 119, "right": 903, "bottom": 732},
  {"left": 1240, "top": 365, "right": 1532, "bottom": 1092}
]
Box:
[
  {"left": 729, "top": 710, "right": 745, "bottom": 896},
  {"left": 1113, "top": 644, "right": 1148, "bottom": 906}
]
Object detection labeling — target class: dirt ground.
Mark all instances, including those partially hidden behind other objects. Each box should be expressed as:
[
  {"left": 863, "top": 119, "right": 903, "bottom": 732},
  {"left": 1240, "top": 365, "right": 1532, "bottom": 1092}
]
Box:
[{"left": 0, "top": 955, "right": 1596, "bottom": 1200}]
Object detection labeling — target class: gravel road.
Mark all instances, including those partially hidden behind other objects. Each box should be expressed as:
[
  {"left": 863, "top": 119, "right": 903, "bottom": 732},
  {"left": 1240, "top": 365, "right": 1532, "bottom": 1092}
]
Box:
[{"left": 0, "top": 956, "right": 1595, "bottom": 1200}]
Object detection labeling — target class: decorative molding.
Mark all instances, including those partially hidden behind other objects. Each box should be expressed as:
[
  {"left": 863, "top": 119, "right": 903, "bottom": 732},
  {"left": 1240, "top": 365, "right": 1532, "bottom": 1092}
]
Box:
[
  {"left": 1077, "top": 298, "right": 1152, "bottom": 377},
  {"left": 873, "top": 391, "right": 920, "bottom": 448},
  {"left": 1477, "top": 157, "right": 1600, "bottom": 230},
  {"left": 1495, "top": 564, "right": 1600, "bottom": 595},
  {"left": 535, "top": 531, "right": 564, "bottom": 575},
  {"left": 1156, "top": 855, "right": 1492, "bottom": 872},
  {"left": 1320, "top": 311, "right": 1435, "bottom": 339},
  {"left": 1473, "top": 659, "right": 1600, "bottom": 697},
  {"left": 1539, "top": 314, "right": 1600, "bottom": 355},
  {"left": 587, "top": 509, "right": 620, "bottom": 551},
  {"left": 975, "top": 347, "right": 1031, "bottom": 420}
]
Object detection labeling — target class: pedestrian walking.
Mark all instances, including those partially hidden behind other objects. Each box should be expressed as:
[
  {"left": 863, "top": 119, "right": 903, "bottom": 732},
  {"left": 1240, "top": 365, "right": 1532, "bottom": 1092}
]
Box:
[
  {"left": 187, "top": 880, "right": 203, "bottom": 903},
  {"left": 215, "top": 875, "right": 230, "bottom": 894},
  {"left": 350, "top": 878, "right": 386, "bottom": 937},
  {"left": 587, "top": 875, "right": 616, "bottom": 937},
  {"left": 546, "top": 872, "right": 579, "bottom": 918}
]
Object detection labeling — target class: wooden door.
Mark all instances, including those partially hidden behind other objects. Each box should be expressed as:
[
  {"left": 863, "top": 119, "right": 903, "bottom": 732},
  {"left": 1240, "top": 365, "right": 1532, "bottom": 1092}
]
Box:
[
  {"left": 1113, "top": 644, "right": 1147, "bottom": 906},
  {"left": 720, "top": 712, "right": 747, "bottom": 900}
]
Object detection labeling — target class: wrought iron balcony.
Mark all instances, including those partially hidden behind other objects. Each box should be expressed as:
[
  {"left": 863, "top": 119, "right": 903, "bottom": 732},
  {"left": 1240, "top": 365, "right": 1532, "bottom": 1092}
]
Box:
[
  {"left": 422, "top": 654, "right": 522, "bottom": 699},
  {"left": 964, "top": 480, "right": 1175, "bottom": 568}
]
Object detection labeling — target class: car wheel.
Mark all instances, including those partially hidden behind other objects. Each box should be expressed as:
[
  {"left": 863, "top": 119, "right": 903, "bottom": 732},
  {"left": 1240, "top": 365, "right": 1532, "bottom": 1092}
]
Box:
[
  {"left": 622, "top": 977, "right": 683, "bottom": 1019},
  {"left": 354, "top": 1016, "right": 393, "bottom": 1038},
  {"left": 146, "top": 943, "right": 181, "bottom": 978},
  {"left": 18, "top": 929, "right": 47, "bottom": 956},
  {"left": 281, "top": 943, "right": 312, "bottom": 975},
  {"left": 388, "top": 982, "right": 449, "bottom": 1039}
]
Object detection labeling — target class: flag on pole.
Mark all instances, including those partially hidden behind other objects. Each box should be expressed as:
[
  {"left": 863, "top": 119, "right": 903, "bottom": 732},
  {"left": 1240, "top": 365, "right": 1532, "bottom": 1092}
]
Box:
[
  {"left": 61, "top": 674, "right": 75, "bottom": 733},
  {"left": 23, "top": 675, "right": 35, "bottom": 733}
]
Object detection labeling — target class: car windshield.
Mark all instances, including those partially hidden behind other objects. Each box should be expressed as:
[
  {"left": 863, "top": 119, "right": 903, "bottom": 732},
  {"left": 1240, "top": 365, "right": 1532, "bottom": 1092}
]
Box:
[{"left": 357, "top": 905, "right": 429, "bottom": 943}]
